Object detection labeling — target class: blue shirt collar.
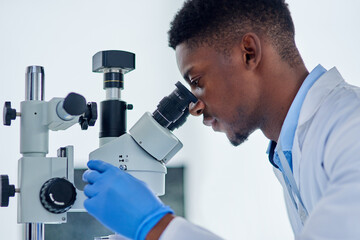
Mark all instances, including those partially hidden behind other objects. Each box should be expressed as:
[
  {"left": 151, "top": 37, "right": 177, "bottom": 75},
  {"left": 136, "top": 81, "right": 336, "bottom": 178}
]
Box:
[
  {"left": 267, "top": 64, "right": 327, "bottom": 168},
  {"left": 279, "top": 64, "right": 327, "bottom": 151}
]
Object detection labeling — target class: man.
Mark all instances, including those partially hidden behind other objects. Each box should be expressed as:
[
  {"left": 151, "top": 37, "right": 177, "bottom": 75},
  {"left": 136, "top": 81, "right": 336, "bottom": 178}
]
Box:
[{"left": 83, "top": 0, "right": 360, "bottom": 239}]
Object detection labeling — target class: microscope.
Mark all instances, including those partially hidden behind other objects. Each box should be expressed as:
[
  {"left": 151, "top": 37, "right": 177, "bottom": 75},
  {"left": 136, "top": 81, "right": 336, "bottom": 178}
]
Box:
[
  {"left": 0, "top": 50, "right": 197, "bottom": 240},
  {"left": 90, "top": 50, "right": 197, "bottom": 195},
  {"left": 1, "top": 65, "right": 97, "bottom": 239}
]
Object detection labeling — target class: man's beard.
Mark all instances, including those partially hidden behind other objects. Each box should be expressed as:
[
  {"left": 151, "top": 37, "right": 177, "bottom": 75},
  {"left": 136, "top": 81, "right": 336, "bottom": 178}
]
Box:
[
  {"left": 229, "top": 132, "right": 249, "bottom": 146},
  {"left": 227, "top": 111, "right": 254, "bottom": 146}
]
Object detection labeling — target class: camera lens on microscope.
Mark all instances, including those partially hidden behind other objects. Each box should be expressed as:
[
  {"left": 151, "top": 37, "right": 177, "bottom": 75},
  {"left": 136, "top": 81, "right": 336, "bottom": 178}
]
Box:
[{"left": 153, "top": 82, "right": 197, "bottom": 130}]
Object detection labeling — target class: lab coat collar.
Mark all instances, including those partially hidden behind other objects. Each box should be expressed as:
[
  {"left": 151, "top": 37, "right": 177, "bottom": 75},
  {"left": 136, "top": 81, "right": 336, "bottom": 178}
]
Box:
[
  {"left": 292, "top": 67, "right": 344, "bottom": 189},
  {"left": 267, "top": 67, "right": 344, "bottom": 171},
  {"left": 297, "top": 67, "right": 344, "bottom": 127}
]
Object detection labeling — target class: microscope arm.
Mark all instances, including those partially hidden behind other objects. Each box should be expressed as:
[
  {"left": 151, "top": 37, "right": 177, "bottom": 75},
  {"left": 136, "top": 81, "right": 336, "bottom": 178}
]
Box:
[
  {"left": 88, "top": 112, "right": 183, "bottom": 197},
  {"left": 129, "top": 112, "right": 183, "bottom": 164}
]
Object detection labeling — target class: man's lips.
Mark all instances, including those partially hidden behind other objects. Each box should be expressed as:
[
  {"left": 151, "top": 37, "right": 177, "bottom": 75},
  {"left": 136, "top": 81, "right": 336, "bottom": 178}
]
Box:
[
  {"left": 203, "top": 117, "right": 220, "bottom": 132},
  {"left": 203, "top": 116, "right": 213, "bottom": 126}
]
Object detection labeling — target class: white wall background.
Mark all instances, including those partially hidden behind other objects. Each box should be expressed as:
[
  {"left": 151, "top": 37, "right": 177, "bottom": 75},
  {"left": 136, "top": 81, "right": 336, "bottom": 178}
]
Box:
[{"left": 0, "top": 0, "right": 359, "bottom": 239}]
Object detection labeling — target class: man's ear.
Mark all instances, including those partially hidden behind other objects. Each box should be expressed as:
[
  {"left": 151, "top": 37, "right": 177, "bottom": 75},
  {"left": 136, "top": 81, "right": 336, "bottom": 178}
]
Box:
[{"left": 241, "top": 33, "right": 262, "bottom": 70}]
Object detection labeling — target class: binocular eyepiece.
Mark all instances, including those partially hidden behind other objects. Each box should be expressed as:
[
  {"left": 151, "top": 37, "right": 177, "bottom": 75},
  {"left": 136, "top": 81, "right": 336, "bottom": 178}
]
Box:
[{"left": 153, "top": 81, "right": 197, "bottom": 131}]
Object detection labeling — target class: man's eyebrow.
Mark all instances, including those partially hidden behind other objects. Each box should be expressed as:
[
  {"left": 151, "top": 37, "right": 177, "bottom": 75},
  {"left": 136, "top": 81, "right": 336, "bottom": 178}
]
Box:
[{"left": 183, "top": 67, "right": 193, "bottom": 83}]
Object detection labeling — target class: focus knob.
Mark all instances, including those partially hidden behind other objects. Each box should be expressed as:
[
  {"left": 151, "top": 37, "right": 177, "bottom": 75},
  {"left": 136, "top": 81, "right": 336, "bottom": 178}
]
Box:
[
  {"left": 3, "top": 102, "right": 17, "bottom": 126},
  {"left": 39, "top": 178, "right": 76, "bottom": 214},
  {"left": 79, "top": 102, "right": 98, "bottom": 130},
  {"left": 0, "top": 175, "right": 15, "bottom": 207}
]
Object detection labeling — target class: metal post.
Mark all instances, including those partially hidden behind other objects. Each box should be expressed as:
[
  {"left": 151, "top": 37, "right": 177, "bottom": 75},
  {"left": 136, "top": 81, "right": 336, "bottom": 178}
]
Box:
[
  {"left": 105, "top": 88, "right": 121, "bottom": 100},
  {"left": 24, "top": 66, "right": 45, "bottom": 239},
  {"left": 24, "top": 223, "right": 44, "bottom": 240},
  {"left": 25, "top": 66, "right": 45, "bottom": 101}
]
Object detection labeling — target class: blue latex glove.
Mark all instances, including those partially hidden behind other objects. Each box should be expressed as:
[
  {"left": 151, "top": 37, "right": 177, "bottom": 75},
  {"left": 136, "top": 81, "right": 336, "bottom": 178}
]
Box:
[{"left": 82, "top": 160, "right": 174, "bottom": 240}]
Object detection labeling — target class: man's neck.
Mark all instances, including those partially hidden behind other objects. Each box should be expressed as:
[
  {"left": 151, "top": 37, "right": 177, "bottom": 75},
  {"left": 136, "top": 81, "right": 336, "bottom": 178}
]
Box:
[{"left": 260, "top": 63, "right": 309, "bottom": 142}]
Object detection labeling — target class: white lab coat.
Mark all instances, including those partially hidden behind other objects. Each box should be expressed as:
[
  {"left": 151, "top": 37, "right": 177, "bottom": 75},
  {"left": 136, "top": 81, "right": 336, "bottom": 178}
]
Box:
[{"left": 160, "top": 67, "right": 360, "bottom": 239}]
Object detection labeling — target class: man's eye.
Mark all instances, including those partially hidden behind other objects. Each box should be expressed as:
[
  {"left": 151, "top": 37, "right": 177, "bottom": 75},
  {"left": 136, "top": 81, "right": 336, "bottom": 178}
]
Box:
[{"left": 190, "top": 78, "right": 200, "bottom": 87}]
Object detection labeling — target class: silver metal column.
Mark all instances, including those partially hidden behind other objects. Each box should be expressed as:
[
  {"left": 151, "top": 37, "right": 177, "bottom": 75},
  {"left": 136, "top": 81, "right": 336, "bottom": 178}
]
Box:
[
  {"left": 24, "top": 223, "right": 44, "bottom": 240},
  {"left": 105, "top": 88, "right": 121, "bottom": 100},
  {"left": 25, "top": 66, "right": 45, "bottom": 101},
  {"left": 20, "top": 65, "right": 48, "bottom": 157},
  {"left": 104, "top": 68, "right": 122, "bottom": 101},
  {"left": 24, "top": 66, "right": 45, "bottom": 240}
]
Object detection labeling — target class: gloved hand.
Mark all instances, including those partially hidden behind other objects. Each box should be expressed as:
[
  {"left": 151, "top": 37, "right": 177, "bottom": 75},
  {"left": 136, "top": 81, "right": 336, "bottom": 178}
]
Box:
[{"left": 82, "top": 160, "right": 174, "bottom": 240}]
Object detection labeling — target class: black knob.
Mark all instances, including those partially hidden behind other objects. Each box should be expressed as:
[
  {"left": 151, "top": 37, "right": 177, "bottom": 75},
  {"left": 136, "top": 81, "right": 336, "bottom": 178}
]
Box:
[
  {"left": 79, "top": 102, "right": 98, "bottom": 130},
  {"left": 3, "top": 102, "right": 17, "bottom": 126},
  {"left": 0, "top": 175, "right": 15, "bottom": 207},
  {"left": 63, "top": 92, "right": 87, "bottom": 116},
  {"left": 40, "top": 178, "right": 76, "bottom": 214},
  {"left": 127, "top": 104, "right": 133, "bottom": 110}
]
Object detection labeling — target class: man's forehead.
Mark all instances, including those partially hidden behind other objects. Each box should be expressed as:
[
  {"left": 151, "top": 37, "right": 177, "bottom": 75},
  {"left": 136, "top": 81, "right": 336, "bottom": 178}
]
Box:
[
  {"left": 175, "top": 43, "right": 214, "bottom": 70},
  {"left": 175, "top": 42, "right": 195, "bottom": 77},
  {"left": 176, "top": 42, "right": 229, "bottom": 74},
  {"left": 175, "top": 42, "right": 193, "bottom": 61}
]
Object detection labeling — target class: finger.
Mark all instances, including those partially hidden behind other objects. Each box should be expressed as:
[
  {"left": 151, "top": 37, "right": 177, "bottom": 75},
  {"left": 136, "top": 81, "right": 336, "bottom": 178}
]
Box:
[
  {"left": 83, "top": 184, "right": 99, "bottom": 198},
  {"left": 82, "top": 170, "right": 101, "bottom": 184},
  {"left": 87, "top": 160, "right": 112, "bottom": 173},
  {"left": 84, "top": 197, "right": 98, "bottom": 215}
]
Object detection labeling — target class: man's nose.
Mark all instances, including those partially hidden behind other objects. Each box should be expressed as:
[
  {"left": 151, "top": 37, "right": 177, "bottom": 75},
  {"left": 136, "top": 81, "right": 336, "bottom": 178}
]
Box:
[{"left": 189, "top": 100, "right": 205, "bottom": 116}]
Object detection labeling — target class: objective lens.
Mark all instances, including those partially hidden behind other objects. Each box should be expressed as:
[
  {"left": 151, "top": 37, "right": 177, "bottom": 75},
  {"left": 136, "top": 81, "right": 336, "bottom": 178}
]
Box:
[{"left": 153, "top": 82, "right": 197, "bottom": 130}]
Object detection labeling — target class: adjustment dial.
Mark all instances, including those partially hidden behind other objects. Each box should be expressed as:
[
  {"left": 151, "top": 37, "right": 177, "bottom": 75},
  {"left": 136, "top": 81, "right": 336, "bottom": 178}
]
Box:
[
  {"left": 3, "top": 102, "right": 17, "bottom": 126},
  {"left": 0, "top": 175, "right": 15, "bottom": 207},
  {"left": 39, "top": 178, "right": 76, "bottom": 214}
]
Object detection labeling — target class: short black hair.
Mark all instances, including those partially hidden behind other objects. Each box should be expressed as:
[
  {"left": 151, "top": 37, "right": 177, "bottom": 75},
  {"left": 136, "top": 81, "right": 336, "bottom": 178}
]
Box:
[{"left": 168, "top": 0, "right": 301, "bottom": 66}]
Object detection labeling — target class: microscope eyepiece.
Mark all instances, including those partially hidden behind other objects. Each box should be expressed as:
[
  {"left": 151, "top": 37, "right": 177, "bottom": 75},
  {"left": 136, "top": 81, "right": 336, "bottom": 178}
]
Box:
[{"left": 153, "top": 82, "right": 197, "bottom": 130}]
